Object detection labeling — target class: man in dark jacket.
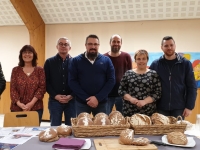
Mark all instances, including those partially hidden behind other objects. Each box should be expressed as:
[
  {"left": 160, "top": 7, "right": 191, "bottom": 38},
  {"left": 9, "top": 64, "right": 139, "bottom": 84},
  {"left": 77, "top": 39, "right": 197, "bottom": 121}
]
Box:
[
  {"left": 149, "top": 36, "right": 197, "bottom": 118},
  {"left": 69, "top": 34, "right": 115, "bottom": 116},
  {"left": 0, "top": 62, "right": 6, "bottom": 96}
]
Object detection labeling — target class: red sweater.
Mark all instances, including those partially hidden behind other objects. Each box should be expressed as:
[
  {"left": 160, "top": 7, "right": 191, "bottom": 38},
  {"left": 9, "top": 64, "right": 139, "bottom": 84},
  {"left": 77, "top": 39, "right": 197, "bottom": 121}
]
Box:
[
  {"left": 10, "top": 66, "right": 46, "bottom": 111},
  {"left": 104, "top": 51, "right": 132, "bottom": 96}
]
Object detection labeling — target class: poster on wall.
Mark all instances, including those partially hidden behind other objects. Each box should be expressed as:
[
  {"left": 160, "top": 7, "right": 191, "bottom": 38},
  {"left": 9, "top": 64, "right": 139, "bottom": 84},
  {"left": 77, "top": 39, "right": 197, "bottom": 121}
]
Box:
[{"left": 129, "top": 52, "right": 200, "bottom": 88}]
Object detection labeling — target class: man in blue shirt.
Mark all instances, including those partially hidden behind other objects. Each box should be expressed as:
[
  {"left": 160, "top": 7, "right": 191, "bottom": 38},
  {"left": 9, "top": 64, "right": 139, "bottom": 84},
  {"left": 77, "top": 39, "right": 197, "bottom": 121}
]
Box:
[
  {"left": 44, "top": 37, "right": 76, "bottom": 126},
  {"left": 69, "top": 34, "right": 115, "bottom": 116},
  {"left": 149, "top": 36, "right": 197, "bottom": 118}
]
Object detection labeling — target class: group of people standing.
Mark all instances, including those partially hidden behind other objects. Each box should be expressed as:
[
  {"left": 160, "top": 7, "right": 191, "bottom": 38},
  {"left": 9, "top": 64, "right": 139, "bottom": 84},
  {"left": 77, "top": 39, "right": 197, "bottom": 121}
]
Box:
[{"left": 0, "top": 34, "right": 197, "bottom": 126}]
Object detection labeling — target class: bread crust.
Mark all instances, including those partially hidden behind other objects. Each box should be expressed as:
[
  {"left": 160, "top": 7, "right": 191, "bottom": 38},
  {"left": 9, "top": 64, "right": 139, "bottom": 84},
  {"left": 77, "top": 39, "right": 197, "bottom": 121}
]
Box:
[
  {"left": 118, "top": 129, "right": 134, "bottom": 145},
  {"left": 56, "top": 125, "right": 72, "bottom": 137},
  {"left": 167, "top": 132, "right": 188, "bottom": 145},
  {"left": 151, "top": 113, "right": 170, "bottom": 125},
  {"left": 39, "top": 128, "right": 59, "bottom": 142},
  {"left": 77, "top": 117, "right": 93, "bottom": 126}
]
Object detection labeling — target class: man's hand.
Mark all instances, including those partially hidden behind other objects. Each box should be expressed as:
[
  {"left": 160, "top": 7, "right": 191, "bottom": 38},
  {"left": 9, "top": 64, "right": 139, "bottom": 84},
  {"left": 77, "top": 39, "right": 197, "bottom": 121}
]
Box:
[
  {"left": 55, "top": 95, "right": 73, "bottom": 103},
  {"left": 86, "top": 96, "right": 98, "bottom": 108},
  {"left": 182, "top": 108, "right": 192, "bottom": 117}
]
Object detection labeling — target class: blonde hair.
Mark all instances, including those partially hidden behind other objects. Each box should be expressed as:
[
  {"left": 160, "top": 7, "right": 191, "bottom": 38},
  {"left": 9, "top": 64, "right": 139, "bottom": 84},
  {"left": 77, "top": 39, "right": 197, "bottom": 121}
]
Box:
[{"left": 134, "top": 49, "right": 149, "bottom": 61}]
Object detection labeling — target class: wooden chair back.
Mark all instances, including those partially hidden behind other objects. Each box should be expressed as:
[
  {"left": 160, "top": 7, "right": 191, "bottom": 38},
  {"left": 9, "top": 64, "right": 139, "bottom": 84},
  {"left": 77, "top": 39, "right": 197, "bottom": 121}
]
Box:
[{"left": 3, "top": 111, "right": 39, "bottom": 127}]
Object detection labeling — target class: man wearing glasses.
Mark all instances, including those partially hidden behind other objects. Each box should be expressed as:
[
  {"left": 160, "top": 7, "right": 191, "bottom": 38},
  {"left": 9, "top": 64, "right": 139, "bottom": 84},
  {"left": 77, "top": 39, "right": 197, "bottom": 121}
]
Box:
[
  {"left": 69, "top": 34, "right": 115, "bottom": 116},
  {"left": 44, "top": 37, "right": 76, "bottom": 126},
  {"left": 0, "top": 62, "right": 6, "bottom": 97}
]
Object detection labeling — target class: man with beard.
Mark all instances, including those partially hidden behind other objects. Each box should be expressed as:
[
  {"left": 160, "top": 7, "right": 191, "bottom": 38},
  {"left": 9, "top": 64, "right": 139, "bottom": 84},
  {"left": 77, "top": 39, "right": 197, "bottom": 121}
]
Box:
[
  {"left": 149, "top": 36, "right": 197, "bottom": 118},
  {"left": 104, "top": 34, "right": 132, "bottom": 114},
  {"left": 69, "top": 34, "right": 115, "bottom": 116},
  {"left": 44, "top": 37, "right": 76, "bottom": 126}
]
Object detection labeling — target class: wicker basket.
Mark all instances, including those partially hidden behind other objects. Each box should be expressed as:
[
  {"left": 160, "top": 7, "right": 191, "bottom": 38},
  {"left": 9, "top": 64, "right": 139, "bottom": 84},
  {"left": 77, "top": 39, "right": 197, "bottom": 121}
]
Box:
[
  {"left": 131, "top": 116, "right": 187, "bottom": 135},
  {"left": 71, "top": 117, "right": 130, "bottom": 137}
]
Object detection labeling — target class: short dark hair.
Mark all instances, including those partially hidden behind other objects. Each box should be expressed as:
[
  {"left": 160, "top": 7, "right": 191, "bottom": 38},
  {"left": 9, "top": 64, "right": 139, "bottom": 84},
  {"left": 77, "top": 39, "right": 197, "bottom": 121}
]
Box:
[
  {"left": 110, "top": 34, "right": 122, "bottom": 44},
  {"left": 85, "top": 34, "right": 99, "bottom": 44},
  {"left": 18, "top": 45, "right": 38, "bottom": 67},
  {"left": 161, "top": 36, "right": 175, "bottom": 45}
]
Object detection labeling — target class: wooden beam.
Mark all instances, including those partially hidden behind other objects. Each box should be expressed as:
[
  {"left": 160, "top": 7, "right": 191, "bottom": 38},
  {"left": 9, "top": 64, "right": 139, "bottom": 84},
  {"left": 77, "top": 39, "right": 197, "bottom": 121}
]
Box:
[{"left": 10, "top": 0, "right": 45, "bottom": 66}]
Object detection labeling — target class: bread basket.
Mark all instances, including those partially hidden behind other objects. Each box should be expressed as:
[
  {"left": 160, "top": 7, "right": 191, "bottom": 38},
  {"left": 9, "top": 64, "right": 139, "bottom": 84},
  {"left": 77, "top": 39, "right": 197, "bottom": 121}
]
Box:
[
  {"left": 71, "top": 117, "right": 130, "bottom": 137},
  {"left": 131, "top": 115, "right": 187, "bottom": 135}
]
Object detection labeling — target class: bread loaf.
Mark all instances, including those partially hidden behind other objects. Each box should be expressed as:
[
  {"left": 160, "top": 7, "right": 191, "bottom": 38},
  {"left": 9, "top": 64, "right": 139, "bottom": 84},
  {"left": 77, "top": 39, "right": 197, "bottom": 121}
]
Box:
[
  {"left": 151, "top": 113, "right": 170, "bottom": 125},
  {"left": 95, "top": 112, "right": 108, "bottom": 119},
  {"left": 118, "top": 129, "right": 134, "bottom": 145},
  {"left": 167, "top": 132, "right": 188, "bottom": 145},
  {"left": 130, "top": 114, "right": 151, "bottom": 125},
  {"left": 77, "top": 117, "right": 93, "bottom": 126},
  {"left": 56, "top": 125, "right": 72, "bottom": 137},
  {"left": 77, "top": 112, "right": 92, "bottom": 120},
  {"left": 132, "top": 137, "right": 150, "bottom": 146},
  {"left": 93, "top": 116, "right": 111, "bottom": 125},
  {"left": 110, "top": 113, "right": 125, "bottom": 125},
  {"left": 109, "top": 111, "right": 122, "bottom": 119},
  {"left": 39, "top": 128, "right": 59, "bottom": 142}
]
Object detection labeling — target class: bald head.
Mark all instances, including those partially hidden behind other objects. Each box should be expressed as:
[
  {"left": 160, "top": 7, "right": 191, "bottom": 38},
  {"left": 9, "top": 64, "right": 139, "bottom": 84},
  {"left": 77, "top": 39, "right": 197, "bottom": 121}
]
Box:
[
  {"left": 110, "top": 34, "right": 122, "bottom": 53},
  {"left": 110, "top": 34, "right": 122, "bottom": 44}
]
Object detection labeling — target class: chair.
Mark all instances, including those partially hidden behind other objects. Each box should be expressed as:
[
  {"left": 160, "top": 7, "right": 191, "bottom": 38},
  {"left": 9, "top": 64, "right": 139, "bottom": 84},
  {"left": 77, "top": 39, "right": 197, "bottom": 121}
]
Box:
[{"left": 3, "top": 111, "right": 39, "bottom": 127}]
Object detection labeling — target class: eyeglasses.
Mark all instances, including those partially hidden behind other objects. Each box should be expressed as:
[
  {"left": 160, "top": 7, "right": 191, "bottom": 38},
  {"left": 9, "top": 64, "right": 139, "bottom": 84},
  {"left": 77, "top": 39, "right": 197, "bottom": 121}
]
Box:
[
  {"left": 58, "top": 43, "right": 69, "bottom": 47},
  {"left": 87, "top": 43, "right": 99, "bottom": 47}
]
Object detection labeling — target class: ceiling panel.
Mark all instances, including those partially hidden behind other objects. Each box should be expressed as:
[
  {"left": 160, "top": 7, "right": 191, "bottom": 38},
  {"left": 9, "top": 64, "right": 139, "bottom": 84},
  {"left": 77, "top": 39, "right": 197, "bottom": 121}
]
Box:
[{"left": 0, "top": 0, "right": 200, "bottom": 26}]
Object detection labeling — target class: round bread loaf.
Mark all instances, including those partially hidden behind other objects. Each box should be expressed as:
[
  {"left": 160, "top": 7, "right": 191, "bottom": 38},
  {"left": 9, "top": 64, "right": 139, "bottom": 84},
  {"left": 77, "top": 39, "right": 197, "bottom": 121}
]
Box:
[
  {"left": 151, "top": 113, "right": 170, "bottom": 125},
  {"left": 39, "top": 128, "right": 59, "bottom": 142},
  {"left": 118, "top": 129, "right": 134, "bottom": 145},
  {"left": 77, "top": 117, "right": 93, "bottom": 126},
  {"left": 93, "top": 116, "right": 111, "bottom": 125},
  {"left": 130, "top": 114, "right": 151, "bottom": 125},
  {"left": 167, "top": 132, "right": 188, "bottom": 145},
  {"left": 110, "top": 113, "right": 125, "bottom": 125},
  {"left": 56, "top": 124, "right": 72, "bottom": 137},
  {"left": 132, "top": 137, "right": 150, "bottom": 146},
  {"left": 109, "top": 111, "right": 122, "bottom": 119},
  {"left": 94, "top": 112, "right": 108, "bottom": 119},
  {"left": 77, "top": 112, "right": 92, "bottom": 120}
]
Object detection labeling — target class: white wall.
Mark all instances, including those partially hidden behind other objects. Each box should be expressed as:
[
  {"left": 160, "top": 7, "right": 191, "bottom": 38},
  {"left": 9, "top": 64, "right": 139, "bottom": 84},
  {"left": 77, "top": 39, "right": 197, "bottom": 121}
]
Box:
[
  {"left": 0, "top": 26, "right": 29, "bottom": 81},
  {"left": 1, "top": 19, "right": 200, "bottom": 81}
]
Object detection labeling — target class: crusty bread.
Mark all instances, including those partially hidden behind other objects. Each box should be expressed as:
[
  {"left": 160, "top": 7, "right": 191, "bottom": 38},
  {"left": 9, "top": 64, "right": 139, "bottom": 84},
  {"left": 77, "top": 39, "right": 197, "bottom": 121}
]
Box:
[
  {"left": 56, "top": 124, "right": 72, "bottom": 137},
  {"left": 118, "top": 129, "right": 134, "bottom": 145},
  {"left": 39, "top": 128, "right": 59, "bottom": 142},
  {"left": 151, "top": 113, "right": 170, "bottom": 125},
  {"left": 167, "top": 132, "right": 188, "bottom": 145},
  {"left": 93, "top": 116, "right": 111, "bottom": 125},
  {"left": 110, "top": 113, "right": 125, "bottom": 125},
  {"left": 77, "top": 112, "right": 92, "bottom": 120},
  {"left": 77, "top": 117, "right": 93, "bottom": 126},
  {"left": 109, "top": 111, "right": 123, "bottom": 119},
  {"left": 168, "top": 116, "right": 177, "bottom": 124},
  {"left": 132, "top": 137, "right": 150, "bottom": 146},
  {"left": 130, "top": 114, "right": 151, "bottom": 125},
  {"left": 94, "top": 112, "right": 108, "bottom": 119}
]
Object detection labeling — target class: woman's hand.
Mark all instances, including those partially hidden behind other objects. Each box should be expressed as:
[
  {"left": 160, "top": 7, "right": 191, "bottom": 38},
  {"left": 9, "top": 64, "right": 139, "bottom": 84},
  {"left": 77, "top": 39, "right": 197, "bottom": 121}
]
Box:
[
  {"left": 129, "top": 97, "right": 139, "bottom": 105},
  {"left": 16, "top": 101, "right": 28, "bottom": 110},
  {"left": 136, "top": 100, "right": 147, "bottom": 108}
]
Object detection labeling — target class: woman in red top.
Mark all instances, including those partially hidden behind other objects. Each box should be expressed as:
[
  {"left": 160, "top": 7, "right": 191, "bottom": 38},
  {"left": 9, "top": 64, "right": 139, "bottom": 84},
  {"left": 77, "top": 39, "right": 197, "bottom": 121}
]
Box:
[{"left": 10, "top": 45, "right": 46, "bottom": 123}]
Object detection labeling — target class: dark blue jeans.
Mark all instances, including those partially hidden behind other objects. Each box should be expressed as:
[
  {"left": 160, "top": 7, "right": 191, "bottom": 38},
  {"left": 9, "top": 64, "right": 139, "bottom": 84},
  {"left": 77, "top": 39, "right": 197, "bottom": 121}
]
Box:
[
  {"left": 11, "top": 109, "right": 43, "bottom": 125},
  {"left": 157, "top": 109, "right": 185, "bottom": 120},
  {"left": 48, "top": 98, "right": 76, "bottom": 126},
  {"left": 107, "top": 96, "right": 123, "bottom": 115},
  {"left": 76, "top": 100, "right": 107, "bottom": 116}
]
